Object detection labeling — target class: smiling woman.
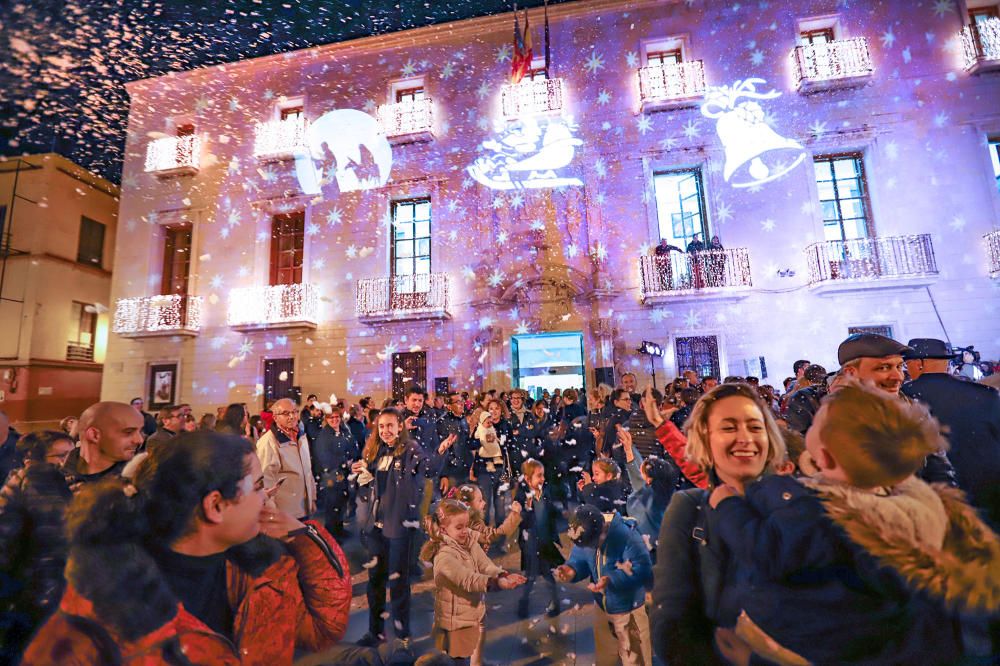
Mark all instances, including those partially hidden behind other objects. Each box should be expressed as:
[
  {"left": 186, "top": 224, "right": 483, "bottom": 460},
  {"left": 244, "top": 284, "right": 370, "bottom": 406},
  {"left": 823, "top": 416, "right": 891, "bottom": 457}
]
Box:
[{"left": 650, "top": 383, "right": 787, "bottom": 665}]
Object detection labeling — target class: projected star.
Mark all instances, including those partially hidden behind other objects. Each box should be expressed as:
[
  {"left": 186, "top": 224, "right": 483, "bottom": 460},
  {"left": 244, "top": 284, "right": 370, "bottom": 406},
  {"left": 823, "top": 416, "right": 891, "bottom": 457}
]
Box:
[
  {"left": 625, "top": 51, "right": 639, "bottom": 67},
  {"left": 682, "top": 119, "right": 701, "bottom": 139},
  {"left": 441, "top": 62, "right": 455, "bottom": 79},
  {"left": 597, "top": 90, "right": 612, "bottom": 105},
  {"left": 881, "top": 29, "right": 896, "bottom": 48},
  {"left": 584, "top": 51, "right": 605, "bottom": 74},
  {"left": 932, "top": 0, "right": 955, "bottom": 17},
  {"left": 637, "top": 115, "right": 653, "bottom": 135},
  {"left": 401, "top": 59, "right": 417, "bottom": 76},
  {"left": 496, "top": 44, "right": 512, "bottom": 63}
]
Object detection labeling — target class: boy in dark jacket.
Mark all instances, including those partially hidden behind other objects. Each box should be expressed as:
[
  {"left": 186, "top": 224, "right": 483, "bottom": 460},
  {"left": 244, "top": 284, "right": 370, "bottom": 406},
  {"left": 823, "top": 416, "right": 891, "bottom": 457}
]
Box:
[
  {"left": 709, "top": 382, "right": 1000, "bottom": 664},
  {"left": 514, "top": 458, "right": 564, "bottom": 619},
  {"left": 311, "top": 405, "right": 358, "bottom": 536},
  {"left": 556, "top": 504, "right": 653, "bottom": 666}
]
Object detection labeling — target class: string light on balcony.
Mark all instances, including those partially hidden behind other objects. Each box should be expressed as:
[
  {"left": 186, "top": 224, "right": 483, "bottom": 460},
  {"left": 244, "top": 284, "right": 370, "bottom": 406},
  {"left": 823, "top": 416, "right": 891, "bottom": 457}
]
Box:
[
  {"left": 962, "top": 17, "right": 1000, "bottom": 69},
  {"left": 227, "top": 283, "right": 319, "bottom": 326},
  {"left": 253, "top": 117, "right": 306, "bottom": 158},
  {"left": 500, "top": 78, "right": 564, "bottom": 118},
  {"left": 113, "top": 295, "right": 201, "bottom": 333},
  {"left": 638, "top": 60, "right": 706, "bottom": 103},
  {"left": 144, "top": 135, "right": 201, "bottom": 173},
  {"left": 791, "top": 37, "right": 873, "bottom": 86},
  {"left": 377, "top": 98, "right": 434, "bottom": 137},
  {"left": 804, "top": 235, "right": 938, "bottom": 285}
]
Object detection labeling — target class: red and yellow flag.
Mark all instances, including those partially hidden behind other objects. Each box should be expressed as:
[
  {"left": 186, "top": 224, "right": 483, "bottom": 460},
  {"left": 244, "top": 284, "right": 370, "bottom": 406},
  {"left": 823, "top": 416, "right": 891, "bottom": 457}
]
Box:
[{"left": 511, "top": 9, "right": 533, "bottom": 84}]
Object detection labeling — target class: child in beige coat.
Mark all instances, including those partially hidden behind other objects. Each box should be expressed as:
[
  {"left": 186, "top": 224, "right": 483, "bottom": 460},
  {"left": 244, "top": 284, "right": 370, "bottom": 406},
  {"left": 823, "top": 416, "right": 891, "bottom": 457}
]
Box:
[{"left": 420, "top": 499, "right": 526, "bottom": 665}]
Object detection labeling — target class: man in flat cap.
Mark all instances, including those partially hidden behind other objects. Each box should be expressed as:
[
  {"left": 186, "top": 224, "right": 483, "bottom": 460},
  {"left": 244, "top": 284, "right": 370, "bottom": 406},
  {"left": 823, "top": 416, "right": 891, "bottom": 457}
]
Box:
[
  {"left": 902, "top": 338, "right": 1000, "bottom": 528},
  {"left": 835, "top": 333, "right": 956, "bottom": 486}
]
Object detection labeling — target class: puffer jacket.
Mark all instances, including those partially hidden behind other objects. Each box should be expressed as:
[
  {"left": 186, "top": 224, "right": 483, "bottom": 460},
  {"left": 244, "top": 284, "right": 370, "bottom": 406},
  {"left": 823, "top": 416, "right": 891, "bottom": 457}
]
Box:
[
  {"left": 22, "top": 521, "right": 351, "bottom": 665},
  {"left": 428, "top": 534, "right": 503, "bottom": 631},
  {"left": 565, "top": 511, "right": 653, "bottom": 615}
]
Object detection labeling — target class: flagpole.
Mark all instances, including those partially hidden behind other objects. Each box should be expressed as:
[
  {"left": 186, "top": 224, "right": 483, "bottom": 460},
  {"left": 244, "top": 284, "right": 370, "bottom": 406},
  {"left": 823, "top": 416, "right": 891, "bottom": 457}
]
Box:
[{"left": 544, "top": 0, "right": 551, "bottom": 73}]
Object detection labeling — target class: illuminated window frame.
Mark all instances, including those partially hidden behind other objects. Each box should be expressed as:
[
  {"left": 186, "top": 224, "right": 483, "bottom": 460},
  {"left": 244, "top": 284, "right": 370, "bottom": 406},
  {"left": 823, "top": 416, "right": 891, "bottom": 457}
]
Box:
[
  {"left": 647, "top": 49, "right": 682, "bottom": 65},
  {"left": 391, "top": 199, "right": 432, "bottom": 282},
  {"left": 270, "top": 212, "right": 305, "bottom": 286},
  {"left": 652, "top": 168, "right": 710, "bottom": 248},
  {"left": 161, "top": 224, "right": 193, "bottom": 297},
  {"left": 813, "top": 153, "right": 874, "bottom": 242}
]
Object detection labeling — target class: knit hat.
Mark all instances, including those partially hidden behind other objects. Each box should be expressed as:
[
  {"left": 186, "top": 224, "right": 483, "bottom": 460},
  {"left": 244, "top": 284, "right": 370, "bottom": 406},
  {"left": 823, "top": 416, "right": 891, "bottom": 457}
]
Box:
[{"left": 568, "top": 504, "right": 605, "bottom": 548}]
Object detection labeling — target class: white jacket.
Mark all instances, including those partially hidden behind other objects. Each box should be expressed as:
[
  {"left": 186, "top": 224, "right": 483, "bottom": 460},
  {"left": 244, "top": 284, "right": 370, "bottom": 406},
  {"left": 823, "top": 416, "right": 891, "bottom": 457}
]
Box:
[{"left": 255, "top": 428, "right": 317, "bottom": 518}]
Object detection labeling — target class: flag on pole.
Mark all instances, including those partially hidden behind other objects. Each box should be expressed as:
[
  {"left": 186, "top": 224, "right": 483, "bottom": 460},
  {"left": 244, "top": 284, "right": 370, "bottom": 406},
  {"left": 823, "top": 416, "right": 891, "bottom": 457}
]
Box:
[{"left": 511, "top": 7, "right": 533, "bottom": 84}]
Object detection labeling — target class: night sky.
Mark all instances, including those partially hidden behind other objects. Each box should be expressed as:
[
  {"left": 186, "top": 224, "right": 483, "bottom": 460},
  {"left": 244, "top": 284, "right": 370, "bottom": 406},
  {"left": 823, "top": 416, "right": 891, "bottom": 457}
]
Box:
[{"left": 0, "top": 0, "right": 572, "bottom": 184}]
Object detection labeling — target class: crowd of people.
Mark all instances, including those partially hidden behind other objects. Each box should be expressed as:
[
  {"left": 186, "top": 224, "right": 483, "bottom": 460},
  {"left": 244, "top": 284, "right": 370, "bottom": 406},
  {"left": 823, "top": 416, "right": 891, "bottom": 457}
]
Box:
[{"left": 0, "top": 332, "right": 998, "bottom": 665}]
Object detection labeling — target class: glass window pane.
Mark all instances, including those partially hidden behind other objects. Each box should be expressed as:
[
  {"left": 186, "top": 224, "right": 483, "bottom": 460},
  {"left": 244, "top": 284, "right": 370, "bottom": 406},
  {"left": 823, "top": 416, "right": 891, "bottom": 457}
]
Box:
[
  {"left": 821, "top": 201, "right": 839, "bottom": 220},
  {"left": 415, "top": 256, "right": 431, "bottom": 275},
  {"left": 843, "top": 218, "right": 868, "bottom": 239},
  {"left": 395, "top": 223, "right": 413, "bottom": 240},
  {"left": 839, "top": 198, "right": 866, "bottom": 219},
  {"left": 833, "top": 158, "right": 860, "bottom": 179},
  {"left": 394, "top": 204, "right": 414, "bottom": 223},
  {"left": 414, "top": 220, "right": 430, "bottom": 239},
  {"left": 816, "top": 180, "right": 836, "bottom": 201},
  {"left": 415, "top": 201, "right": 431, "bottom": 220},
  {"left": 395, "top": 259, "right": 413, "bottom": 275},
  {"left": 813, "top": 160, "right": 833, "bottom": 181},
  {"left": 823, "top": 222, "right": 844, "bottom": 242},
  {"left": 416, "top": 238, "right": 430, "bottom": 256},
  {"left": 838, "top": 177, "right": 862, "bottom": 198},
  {"left": 396, "top": 240, "right": 414, "bottom": 258}
]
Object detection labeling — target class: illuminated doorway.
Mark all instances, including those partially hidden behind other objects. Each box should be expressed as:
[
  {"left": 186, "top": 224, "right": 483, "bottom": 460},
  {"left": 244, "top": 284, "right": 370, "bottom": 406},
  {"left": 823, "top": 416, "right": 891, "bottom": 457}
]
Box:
[{"left": 511, "top": 332, "right": 585, "bottom": 400}]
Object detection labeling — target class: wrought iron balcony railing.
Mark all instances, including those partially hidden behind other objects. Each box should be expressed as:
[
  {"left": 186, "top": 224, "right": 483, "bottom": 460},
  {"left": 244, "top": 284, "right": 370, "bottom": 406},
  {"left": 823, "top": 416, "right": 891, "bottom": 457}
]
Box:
[
  {"left": 227, "top": 283, "right": 319, "bottom": 329},
  {"left": 500, "top": 78, "right": 564, "bottom": 118},
  {"left": 638, "top": 60, "right": 706, "bottom": 109},
  {"left": 113, "top": 295, "right": 203, "bottom": 336},
  {"left": 377, "top": 98, "right": 434, "bottom": 142},
  {"left": 805, "top": 234, "right": 938, "bottom": 285},
  {"left": 962, "top": 17, "right": 1000, "bottom": 72},
  {"left": 356, "top": 272, "right": 451, "bottom": 321},
  {"left": 791, "top": 37, "right": 873, "bottom": 91},
  {"left": 66, "top": 342, "right": 95, "bottom": 362},
  {"left": 985, "top": 229, "right": 1000, "bottom": 278},
  {"left": 639, "top": 249, "right": 752, "bottom": 303},
  {"left": 253, "top": 117, "right": 307, "bottom": 160},
  {"left": 144, "top": 135, "right": 200, "bottom": 176}
]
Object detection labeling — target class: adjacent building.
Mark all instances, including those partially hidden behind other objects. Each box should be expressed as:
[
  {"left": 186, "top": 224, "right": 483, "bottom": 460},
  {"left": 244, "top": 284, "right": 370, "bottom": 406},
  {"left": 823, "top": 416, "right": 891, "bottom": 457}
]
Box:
[
  {"left": 0, "top": 154, "right": 118, "bottom": 426},
  {"left": 103, "top": 0, "right": 1000, "bottom": 412}
]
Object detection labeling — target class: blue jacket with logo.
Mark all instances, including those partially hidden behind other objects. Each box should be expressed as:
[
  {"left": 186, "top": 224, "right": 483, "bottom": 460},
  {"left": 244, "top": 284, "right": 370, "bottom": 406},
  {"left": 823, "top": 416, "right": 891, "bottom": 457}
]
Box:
[{"left": 565, "top": 511, "right": 653, "bottom": 615}]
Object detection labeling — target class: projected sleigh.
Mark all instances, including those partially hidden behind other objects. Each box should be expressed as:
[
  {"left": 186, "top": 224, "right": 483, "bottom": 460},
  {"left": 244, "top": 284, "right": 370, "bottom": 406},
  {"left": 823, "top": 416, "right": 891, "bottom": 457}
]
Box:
[{"left": 467, "top": 118, "right": 584, "bottom": 190}]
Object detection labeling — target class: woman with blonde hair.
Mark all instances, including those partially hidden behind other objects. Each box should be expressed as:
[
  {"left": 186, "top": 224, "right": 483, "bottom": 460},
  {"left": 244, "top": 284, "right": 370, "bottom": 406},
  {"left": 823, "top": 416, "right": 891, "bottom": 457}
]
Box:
[{"left": 650, "top": 382, "right": 786, "bottom": 665}]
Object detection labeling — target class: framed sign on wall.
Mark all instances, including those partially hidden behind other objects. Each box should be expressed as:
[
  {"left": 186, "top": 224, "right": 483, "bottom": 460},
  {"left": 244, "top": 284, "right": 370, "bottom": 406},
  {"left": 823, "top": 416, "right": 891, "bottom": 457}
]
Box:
[{"left": 148, "top": 362, "right": 178, "bottom": 410}]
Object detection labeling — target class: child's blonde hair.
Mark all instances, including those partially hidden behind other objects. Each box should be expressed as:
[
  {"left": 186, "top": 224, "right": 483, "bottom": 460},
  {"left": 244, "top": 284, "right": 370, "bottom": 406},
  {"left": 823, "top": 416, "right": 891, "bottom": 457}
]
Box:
[
  {"left": 450, "top": 483, "right": 484, "bottom": 523},
  {"left": 592, "top": 457, "right": 621, "bottom": 480},
  {"left": 819, "top": 382, "right": 946, "bottom": 488},
  {"left": 420, "top": 499, "right": 470, "bottom": 561},
  {"left": 522, "top": 458, "right": 544, "bottom": 483}
]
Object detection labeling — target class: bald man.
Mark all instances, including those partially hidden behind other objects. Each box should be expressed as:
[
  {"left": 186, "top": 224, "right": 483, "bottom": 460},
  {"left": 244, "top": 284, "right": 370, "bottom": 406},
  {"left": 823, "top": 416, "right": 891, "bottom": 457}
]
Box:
[
  {"left": 63, "top": 401, "right": 143, "bottom": 485},
  {"left": 255, "top": 398, "right": 316, "bottom": 520}
]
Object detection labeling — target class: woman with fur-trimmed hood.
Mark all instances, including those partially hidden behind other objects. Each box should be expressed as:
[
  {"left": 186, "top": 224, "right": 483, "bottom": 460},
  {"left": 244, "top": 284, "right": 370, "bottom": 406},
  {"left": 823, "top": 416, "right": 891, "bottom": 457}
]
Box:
[{"left": 708, "top": 382, "right": 1000, "bottom": 665}]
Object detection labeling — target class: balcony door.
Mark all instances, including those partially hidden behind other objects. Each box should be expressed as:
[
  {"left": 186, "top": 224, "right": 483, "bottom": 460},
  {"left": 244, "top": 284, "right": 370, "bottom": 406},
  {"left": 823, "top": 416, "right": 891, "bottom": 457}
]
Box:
[
  {"left": 263, "top": 358, "right": 296, "bottom": 408},
  {"left": 391, "top": 199, "right": 432, "bottom": 308},
  {"left": 392, "top": 351, "right": 427, "bottom": 401},
  {"left": 161, "top": 224, "right": 192, "bottom": 328},
  {"left": 675, "top": 335, "right": 720, "bottom": 379}
]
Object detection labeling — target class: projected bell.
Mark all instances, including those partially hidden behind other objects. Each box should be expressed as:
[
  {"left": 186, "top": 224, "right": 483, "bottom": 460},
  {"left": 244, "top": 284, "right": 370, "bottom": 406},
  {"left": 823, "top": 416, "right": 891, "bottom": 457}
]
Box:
[{"left": 702, "top": 78, "right": 806, "bottom": 189}]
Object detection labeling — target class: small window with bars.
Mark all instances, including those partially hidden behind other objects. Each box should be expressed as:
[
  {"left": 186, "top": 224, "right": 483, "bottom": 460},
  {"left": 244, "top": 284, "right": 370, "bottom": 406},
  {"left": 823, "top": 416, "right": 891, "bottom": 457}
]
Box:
[
  {"left": 395, "top": 87, "right": 425, "bottom": 103},
  {"left": 675, "top": 336, "right": 721, "bottom": 379},
  {"left": 280, "top": 106, "right": 303, "bottom": 120},
  {"left": 970, "top": 6, "right": 999, "bottom": 24},
  {"left": 814, "top": 154, "right": 872, "bottom": 242},
  {"left": 270, "top": 212, "right": 305, "bottom": 286},
  {"left": 647, "top": 48, "right": 682, "bottom": 65},
  {"left": 848, "top": 325, "right": 894, "bottom": 339},
  {"left": 67, "top": 301, "right": 97, "bottom": 362},
  {"left": 175, "top": 123, "right": 195, "bottom": 137},
  {"left": 800, "top": 27, "right": 835, "bottom": 45}
]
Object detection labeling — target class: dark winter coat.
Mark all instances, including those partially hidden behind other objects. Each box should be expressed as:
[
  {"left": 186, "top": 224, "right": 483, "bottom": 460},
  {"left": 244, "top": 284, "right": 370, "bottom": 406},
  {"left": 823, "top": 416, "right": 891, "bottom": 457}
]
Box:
[
  {"left": 140, "top": 411, "right": 157, "bottom": 438},
  {"left": 507, "top": 409, "right": 539, "bottom": 474},
  {"left": 402, "top": 407, "right": 441, "bottom": 451},
  {"left": 514, "top": 482, "right": 564, "bottom": 575},
  {"left": 902, "top": 373, "right": 1000, "bottom": 526},
  {"left": 784, "top": 384, "right": 825, "bottom": 434},
  {"left": 22, "top": 522, "right": 352, "bottom": 666},
  {"left": 302, "top": 414, "right": 324, "bottom": 445},
  {"left": 580, "top": 479, "right": 629, "bottom": 514},
  {"left": 711, "top": 475, "right": 999, "bottom": 664},
  {"left": 311, "top": 423, "right": 358, "bottom": 484},
  {"left": 0, "top": 429, "right": 21, "bottom": 484},
  {"left": 651, "top": 488, "right": 734, "bottom": 666},
  {"left": 436, "top": 411, "right": 472, "bottom": 480},
  {"left": 0, "top": 464, "right": 73, "bottom": 659},
  {"left": 144, "top": 427, "right": 177, "bottom": 456},
  {"left": 359, "top": 441, "right": 444, "bottom": 539},
  {"left": 565, "top": 512, "right": 653, "bottom": 614},
  {"left": 345, "top": 417, "right": 367, "bottom": 449}
]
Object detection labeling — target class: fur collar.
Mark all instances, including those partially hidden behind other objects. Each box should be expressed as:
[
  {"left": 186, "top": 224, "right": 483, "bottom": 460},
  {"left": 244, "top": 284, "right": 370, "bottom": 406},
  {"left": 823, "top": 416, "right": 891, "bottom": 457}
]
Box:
[
  {"left": 67, "top": 535, "right": 285, "bottom": 642},
  {"left": 803, "top": 476, "right": 1000, "bottom": 613}
]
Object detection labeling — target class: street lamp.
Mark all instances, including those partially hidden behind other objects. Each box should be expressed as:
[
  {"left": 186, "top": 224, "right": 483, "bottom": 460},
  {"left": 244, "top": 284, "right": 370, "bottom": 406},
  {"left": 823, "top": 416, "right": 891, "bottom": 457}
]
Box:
[{"left": 637, "top": 340, "right": 664, "bottom": 389}]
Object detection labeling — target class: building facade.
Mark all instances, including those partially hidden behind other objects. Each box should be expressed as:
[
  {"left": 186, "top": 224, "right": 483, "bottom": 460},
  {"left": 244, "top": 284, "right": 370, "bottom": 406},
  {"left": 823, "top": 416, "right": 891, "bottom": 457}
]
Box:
[
  {"left": 104, "top": 0, "right": 1000, "bottom": 411},
  {"left": 1, "top": 154, "right": 119, "bottom": 426}
]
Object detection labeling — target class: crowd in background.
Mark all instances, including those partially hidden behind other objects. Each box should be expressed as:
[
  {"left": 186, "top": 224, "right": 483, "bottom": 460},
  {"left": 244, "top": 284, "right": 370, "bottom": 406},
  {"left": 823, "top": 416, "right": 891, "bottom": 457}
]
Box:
[{"left": 0, "top": 333, "right": 998, "bottom": 665}]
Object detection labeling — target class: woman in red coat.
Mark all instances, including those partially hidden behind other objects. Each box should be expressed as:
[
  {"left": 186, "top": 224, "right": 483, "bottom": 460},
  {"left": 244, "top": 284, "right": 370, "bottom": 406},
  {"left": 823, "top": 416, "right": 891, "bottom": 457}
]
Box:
[{"left": 22, "top": 431, "right": 367, "bottom": 665}]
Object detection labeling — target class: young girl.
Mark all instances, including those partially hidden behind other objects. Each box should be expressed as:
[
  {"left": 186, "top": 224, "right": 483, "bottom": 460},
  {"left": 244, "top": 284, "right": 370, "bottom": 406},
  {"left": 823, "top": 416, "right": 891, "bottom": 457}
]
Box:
[
  {"left": 577, "top": 457, "right": 629, "bottom": 514},
  {"left": 514, "top": 458, "right": 564, "bottom": 618},
  {"left": 421, "top": 499, "right": 525, "bottom": 666},
  {"left": 471, "top": 401, "right": 510, "bottom": 526},
  {"left": 449, "top": 483, "right": 522, "bottom": 547}
]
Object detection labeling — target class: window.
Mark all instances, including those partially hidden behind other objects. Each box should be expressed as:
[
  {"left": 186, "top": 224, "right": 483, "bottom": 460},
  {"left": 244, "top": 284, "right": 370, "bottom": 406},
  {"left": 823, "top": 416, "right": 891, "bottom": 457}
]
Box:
[
  {"left": 395, "top": 87, "right": 425, "bottom": 103},
  {"left": 391, "top": 199, "right": 431, "bottom": 291},
  {"left": 263, "top": 358, "right": 295, "bottom": 407},
  {"left": 989, "top": 137, "right": 1000, "bottom": 193},
  {"left": 653, "top": 169, "right": 708, "bottom": 249},
  {"left": 526, "top": 60, "right": 548, "bottom": 80},
  {"left": 280, "top": 106, "right": 303, "bottom": 120},
  {"left": 161, "top": 224, "right": 192, "bottom": 296},
  {"left": 67, "top": 301, "right": 96, "bottom": 362},
  {"left": 814, "top": 154, "right": 872, "bottom": 241},
  {"left": 270, "top": 212, "right": 305, "bottom": 286},
  {"left": 971, "top": 6, "right": 1000, "bottom": 23},
  {"left": 800, "top": 28, "right": 835, "bottom": 45},
  {"left": 848, "top": 325, "right": 893, "bottom": 338},
  {"left": 675, "top": 336, "right": 720, "bottom": 379},
  {"left": 175, "top": 123, "right": 195, "bottom": 137},
  {"left": 391, "top": 351, "right": 427, "bottom": 401},
  {"left": 647, "top": 49, "right": 682, "bottom": 65},
  {"left": 77, "top": 216, "right": 105, "bottom": 266}
]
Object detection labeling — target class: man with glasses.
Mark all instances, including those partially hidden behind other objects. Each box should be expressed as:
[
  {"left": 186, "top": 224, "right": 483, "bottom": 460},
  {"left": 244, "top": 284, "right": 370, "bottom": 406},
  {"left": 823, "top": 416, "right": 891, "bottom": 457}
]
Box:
[
  {"left": 256, "top": 398, "right": 317, "bottom": 521},
  {"left": 508, "top": 389, "right": 538, "bottom": 472},
  {"left": 145, "top": 405, "right": 182, "bottom": 455},
  {"left": 312, "top": 404, "right": 358, "bottom": 536},
  {"left": 436, "top": 392, "right": 472, "bottom": 494}
]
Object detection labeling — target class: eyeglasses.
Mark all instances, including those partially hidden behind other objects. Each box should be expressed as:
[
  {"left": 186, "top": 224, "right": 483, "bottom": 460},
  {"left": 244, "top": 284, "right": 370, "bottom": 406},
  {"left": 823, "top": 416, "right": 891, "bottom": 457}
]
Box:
[
  {"left": 45, "top": 451, "right": 72, "bottom": 463},
  {"left": 273, "top": 410, "right": 297, "bottom": 417}
]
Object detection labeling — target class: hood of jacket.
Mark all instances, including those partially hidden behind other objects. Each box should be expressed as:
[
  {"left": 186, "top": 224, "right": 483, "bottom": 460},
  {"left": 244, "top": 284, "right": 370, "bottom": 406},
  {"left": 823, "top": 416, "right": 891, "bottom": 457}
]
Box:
[{"left": 803, "top": 476, "right": 1000, "bottom": 614}]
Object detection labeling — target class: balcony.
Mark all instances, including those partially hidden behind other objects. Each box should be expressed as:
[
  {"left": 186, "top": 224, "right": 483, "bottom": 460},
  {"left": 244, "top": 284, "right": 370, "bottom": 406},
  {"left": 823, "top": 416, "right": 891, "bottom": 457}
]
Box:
[
  {"left": 377, "top": 98, "right": 434, "bottom": 144},
  {"left": 791, "top": 37, "right": 873, "bottom": 93},
  {"left": 637, "top": 60, "right": 706, "bottom": 112},
  {"left": 253, "top": 117, "right": 307, "bottom": 161},
  {"left": 113, "top": 295, "right": 202, "bottom": 337},
  {"left": 500, "top": 78, "right": 565, "bottom": 118},
  {"left": 66, "top": 343, "right": 95, "bottom": 363},
  {"left": 639, "top": 249, "right": 753, "bottom": 305},
  {"left": 144, "top": 135, "right": 200, "bottom": 177},
  {"left": 357, "top": 272, "right": 451, "bottom": 323},
  {"left": 986, "top": 230, "right": 1000, "bottom": 278},
  {"left": 962, "top": 18, "right": 1000, "bottom": 74},
  {"left": 227, "top": 283, "right": 319, "bottom": 331},
  {"left": 805, "top": 234, "right": 939, "bottom": 295}
]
